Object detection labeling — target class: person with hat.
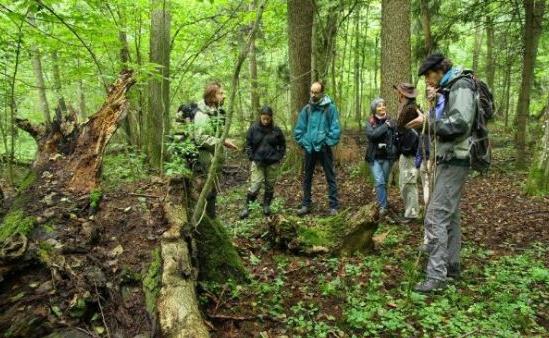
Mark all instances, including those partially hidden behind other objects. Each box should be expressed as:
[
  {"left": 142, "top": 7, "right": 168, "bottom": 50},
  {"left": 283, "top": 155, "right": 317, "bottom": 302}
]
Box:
[
  {"left": 294, "top": 81, "right": 341, "bottom": 216},
  {"left": 240, "top": 106, "right": 286, "bottom": 218},
  {"left": 365, "top": 97, "right": 398, "bottom": 216},
  {"left": 394, "top": 83, "right": 422, "bottom": 223},
  {"left": 409, "top": 52, "right": 476, "bottom": 293}
]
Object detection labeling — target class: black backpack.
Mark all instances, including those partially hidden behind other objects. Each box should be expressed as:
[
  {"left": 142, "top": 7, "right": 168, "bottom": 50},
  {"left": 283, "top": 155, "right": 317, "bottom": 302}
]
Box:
[
  {"left": 176, "top": 102, "right": 199, "bottom": 123},
  {"left": 468, "top": 74, "right": 495, "bottom": 173}
]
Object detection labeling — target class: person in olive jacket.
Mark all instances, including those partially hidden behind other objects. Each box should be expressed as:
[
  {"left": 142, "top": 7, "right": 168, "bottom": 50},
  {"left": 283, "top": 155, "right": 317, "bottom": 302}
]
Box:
[
  {"left": 365, "top": 97, "right": 398, "bottom": 216},
  {"left": 240, "top": 106, "right": 286, "bottom": 218}
]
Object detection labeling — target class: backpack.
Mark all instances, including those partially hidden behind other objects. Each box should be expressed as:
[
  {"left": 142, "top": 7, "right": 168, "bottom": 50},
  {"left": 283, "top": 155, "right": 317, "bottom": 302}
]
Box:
[
  {"left": 468, "top": 74, "right": 495, "bottom": 173},
  {"left": 176, "top": 102, "right": 199, "bottom": 123}
]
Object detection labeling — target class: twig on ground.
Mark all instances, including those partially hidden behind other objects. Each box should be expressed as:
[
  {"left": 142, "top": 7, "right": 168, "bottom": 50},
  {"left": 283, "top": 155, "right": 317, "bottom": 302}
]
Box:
[
  {"left": 129, "top": 192, "right": 161, "bottom": 199},
  {"left": 94, "top": 283, "right": 111, "bottom": 338}
]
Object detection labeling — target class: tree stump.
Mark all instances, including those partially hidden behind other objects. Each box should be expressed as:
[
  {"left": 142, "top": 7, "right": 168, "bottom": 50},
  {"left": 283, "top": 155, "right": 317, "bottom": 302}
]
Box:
[{"left": 268, "top": 202, "right": 380, "bottom": 256}]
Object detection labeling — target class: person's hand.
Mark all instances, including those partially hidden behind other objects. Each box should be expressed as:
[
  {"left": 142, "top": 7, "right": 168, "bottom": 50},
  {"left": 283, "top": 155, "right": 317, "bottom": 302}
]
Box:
[
  {"left": 406, "top": 111, "right": 424, "bottom": 129},
  {"left": 385, "top": 120, "right": 393, "bottom": 128},
  {"left": 224, "top": 138, "right": 239, "bottom": 150}
]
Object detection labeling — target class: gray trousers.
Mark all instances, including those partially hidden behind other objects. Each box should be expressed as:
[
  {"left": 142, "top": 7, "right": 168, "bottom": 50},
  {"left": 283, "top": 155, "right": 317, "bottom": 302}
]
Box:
[{"left": 424, "top": 163, "right": 469, "bottom": 281}]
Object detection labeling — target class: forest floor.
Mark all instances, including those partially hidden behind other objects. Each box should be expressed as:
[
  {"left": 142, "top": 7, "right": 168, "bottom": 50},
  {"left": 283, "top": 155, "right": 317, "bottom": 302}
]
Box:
[
  {"left": 203, "top": 131, "right": 549, "bottom": 337},
  {"left": 0, "top": 125, "right": 547, "bottom": 337}
]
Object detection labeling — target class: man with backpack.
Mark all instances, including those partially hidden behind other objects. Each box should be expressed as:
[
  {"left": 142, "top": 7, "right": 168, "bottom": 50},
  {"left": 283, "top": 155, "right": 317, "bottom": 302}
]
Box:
[
  {"left": 190, "top": 81, "right": 238, "bottom": 219},
  {"left": 410, "top": 52, "right": 492, "bottom": 293},
  {"left": 294, "top": 81, "right": 341, "bottom": 216}
]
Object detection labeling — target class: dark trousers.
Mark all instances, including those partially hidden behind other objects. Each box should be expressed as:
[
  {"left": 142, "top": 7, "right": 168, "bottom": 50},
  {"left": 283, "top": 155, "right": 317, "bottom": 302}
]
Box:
[{"left": 302, "top": 146, "right": 339, "bottom": 209}]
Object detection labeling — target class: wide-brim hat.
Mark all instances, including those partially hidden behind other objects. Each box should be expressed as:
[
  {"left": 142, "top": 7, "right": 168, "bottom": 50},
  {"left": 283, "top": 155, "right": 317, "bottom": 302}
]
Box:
[{"left": 393, "top": 83, "right": 417, "bottom": 99}]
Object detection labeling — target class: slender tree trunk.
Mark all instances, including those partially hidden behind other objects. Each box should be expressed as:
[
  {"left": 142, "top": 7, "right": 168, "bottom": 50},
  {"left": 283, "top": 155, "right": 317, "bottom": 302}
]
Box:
[
  {"left": 148, "top": 0, "right": 171, "bottom": 169},
  {"left": 31, "top": 48, "right": 51, "bottom": 125},
  {"left": 249, "top": 0, "right": 260, "bottom": 115},
  {"left": 381, "top": 0, "right": 411, "bottom": 116},
  {"left": 485, "top": 15, "right": 495, "bottom": 89},
  {"left": 51, "top": 51, "right": 67, "bottom": 114},
  {"left": 419, "top": 0, "right": 433, "bottom": 55},
  {"left": 353, "top": 5, "right": 361, "bottom": 129},
  {"left": 313, "top": 5, "right": 340, "bottom": 82},
  {"left": 287, "top": 0, "right": 313, "bottom": 123},
  {"left": 374, "top": 35, "right": 379, "bottom": 95},
  {"left": 472, "top": 25, "right": 483, "bottom": 74},
  {"left": 515, "top": 0, "right": 546, "bottom": 165}
]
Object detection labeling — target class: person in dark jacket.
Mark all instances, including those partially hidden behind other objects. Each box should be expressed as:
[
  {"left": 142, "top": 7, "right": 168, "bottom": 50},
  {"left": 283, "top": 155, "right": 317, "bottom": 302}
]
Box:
[
  {"left": 365, "top": 97, "right": 397, "bottom": 216},
  {"left": 410, "top": 52, "right": 476, "bottom": 293},
  {"left": 240, "top": 106, "right": 286, "bottom": 218},
  {"left": 394, "top": 83, "right": 421, "bottom": 222}
]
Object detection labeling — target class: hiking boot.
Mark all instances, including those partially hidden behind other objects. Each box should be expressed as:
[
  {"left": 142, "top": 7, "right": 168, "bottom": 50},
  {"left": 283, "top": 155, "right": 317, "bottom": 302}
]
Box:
[
  {"left": 239, "top": 192, "right": 257, "bottom": 219},
  {"left": 447, "top": 263, "right": 461, "bottom": 280},
  {"left": 263, "top": 191, "right": 274, "bottom": 216},
  {"left": 379, "top": 208, "right": 389, "bottom": 217},
  {"left": 328, "top": 208, "right": 338, "bottom": 216},
  {"left": 297, "top": 206, "right": 310, "bottom": 216},
  {"left": 414, "top": 278, "right": 447, "bottom": 293}
]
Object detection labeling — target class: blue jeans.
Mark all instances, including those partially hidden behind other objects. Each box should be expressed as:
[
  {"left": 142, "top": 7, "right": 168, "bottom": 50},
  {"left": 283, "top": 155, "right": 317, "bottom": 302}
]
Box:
[{"left": 369, "top": 159, "right": 392, "bottom": 209}]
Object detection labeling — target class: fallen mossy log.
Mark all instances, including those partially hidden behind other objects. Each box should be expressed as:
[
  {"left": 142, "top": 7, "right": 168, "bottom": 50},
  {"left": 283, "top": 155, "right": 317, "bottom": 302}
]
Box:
[{"left": 268, "top": 203, "right": 379, "bottom": 256}]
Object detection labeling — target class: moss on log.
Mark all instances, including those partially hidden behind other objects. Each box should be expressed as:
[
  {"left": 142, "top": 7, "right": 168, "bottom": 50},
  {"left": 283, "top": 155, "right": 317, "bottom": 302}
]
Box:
[{"left": 268, "top": 202, "right": 379, "bottom": 256}]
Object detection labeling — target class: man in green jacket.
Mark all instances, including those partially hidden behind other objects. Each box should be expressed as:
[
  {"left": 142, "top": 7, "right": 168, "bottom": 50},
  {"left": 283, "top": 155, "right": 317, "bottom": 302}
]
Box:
[
  {"left": 191, "top": 81, "right": 237, "bottom": 219},
  {"left": 410, "top": 53, "right": 476, "bottom": 293},
  {"left": 294, "top": 81, "right": 341, "bottom": 216}
]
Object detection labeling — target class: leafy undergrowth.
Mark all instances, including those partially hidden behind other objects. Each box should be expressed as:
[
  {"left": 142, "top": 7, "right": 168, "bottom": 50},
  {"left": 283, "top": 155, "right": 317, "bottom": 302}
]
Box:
[{"left": 204, "top": 145, "right": 549, "bottom": 337}]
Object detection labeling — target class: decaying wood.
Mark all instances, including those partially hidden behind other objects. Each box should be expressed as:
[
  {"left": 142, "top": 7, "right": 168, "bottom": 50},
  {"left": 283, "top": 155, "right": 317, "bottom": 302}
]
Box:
[
  {"left": 157, "top": 177, "right": 210, "bottom": 337},
  {"left": 268, "top": 202, "right": 379, "bottom": 256},
  {"left": 15, "top": 70, "right": 135, "bottom": 193}
]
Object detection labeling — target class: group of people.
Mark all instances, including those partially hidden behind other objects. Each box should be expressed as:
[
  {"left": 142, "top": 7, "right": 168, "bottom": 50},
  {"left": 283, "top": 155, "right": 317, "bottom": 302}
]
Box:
[{"left": 181, "top": 52, "right": 477, "bottom": 293}]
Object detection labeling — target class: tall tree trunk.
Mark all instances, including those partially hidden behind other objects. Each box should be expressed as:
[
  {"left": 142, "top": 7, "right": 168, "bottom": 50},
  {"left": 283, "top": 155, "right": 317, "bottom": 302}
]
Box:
[
  {"left": 313, "top": 4, "right": 340, "bottom": 82},
  {"left": 353, "top": 5, "right": 361, "bottom": 129},
  {"left": 287, "top": 0, "right": 313, "bottom": 123},
  {"left": 515, "top": 0, "right": 546, "bottom": 165},
  {"left": 31, "top": 47, "right": 51, "bottom": 125},
  {"left": 29, "top": 14, "right": 51, "bottom": 125},
  {"left": 419, "top": 0, "right": 433, "bottom": 55},
  {"left": 249, "top": 0, "right": 260, "bottom": 116},
  {"left": 380, "top": 0, "right": 411, "bottom": 116},
  {"left": 51, "top": 51, "right": 67, "bottom": 115},
  {"left": 148, "top": 0, "right": 171, "bottom": 168},
  {"left": 472, "top": 25, "right": 483, "bottom": 74},
  {"left": 485, "top": 15, "right": 495, "bottom": 89}
]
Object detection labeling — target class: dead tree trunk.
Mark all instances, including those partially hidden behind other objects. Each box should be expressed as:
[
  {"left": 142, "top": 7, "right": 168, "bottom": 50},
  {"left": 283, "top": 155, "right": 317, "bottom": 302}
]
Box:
[{"left": 268, "top": 203, "right": 379, "bottom": 256}]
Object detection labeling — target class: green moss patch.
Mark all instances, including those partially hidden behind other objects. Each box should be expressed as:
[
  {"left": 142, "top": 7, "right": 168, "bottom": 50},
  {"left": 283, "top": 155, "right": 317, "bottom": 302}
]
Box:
[
  {"left": 143, "top": 248, "right": 162, "bottom": 315},
  {"left": 0, "top": 209, "right": 35, "bottom": 244},
  {"left": 89, "top": 189, "right": 103, "bottom": 210}
]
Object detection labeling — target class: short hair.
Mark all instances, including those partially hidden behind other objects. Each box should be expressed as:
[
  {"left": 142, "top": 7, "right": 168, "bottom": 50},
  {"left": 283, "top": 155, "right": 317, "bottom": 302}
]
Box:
[
  {"left": 312, "top": 81, "right": 325, "bottom": 93},
  {"left": 203, "top": 81, "right": 222, "bottom": 106},
  {"left": 370, "top": 97, "right": 385, "bottom": 115},
  {"left": 260, "top": 106, "right": 273, "bottom": 116}
]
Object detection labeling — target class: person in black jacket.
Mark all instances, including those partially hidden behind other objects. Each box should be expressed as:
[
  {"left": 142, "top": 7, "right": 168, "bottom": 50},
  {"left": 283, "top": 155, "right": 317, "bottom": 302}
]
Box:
[
  {"left": 240, "top": 106, "right": 286, "bottom": 218},
  {"left": 365, "top": 98, "right": 397, "bottom": 216}
]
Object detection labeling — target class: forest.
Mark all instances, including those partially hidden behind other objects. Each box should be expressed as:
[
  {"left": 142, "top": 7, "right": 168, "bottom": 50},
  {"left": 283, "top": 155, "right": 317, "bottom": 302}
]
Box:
[{"left": 0, "top": 0, "right": 547, "bottom": 337}]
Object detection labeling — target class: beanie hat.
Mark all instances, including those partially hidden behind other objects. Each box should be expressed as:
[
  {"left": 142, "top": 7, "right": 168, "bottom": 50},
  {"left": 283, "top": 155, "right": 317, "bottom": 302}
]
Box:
[
  {"left": 418, "top": 52, "right": 445, "bottom": 76},
  {"left": 260, "top": 105, "right": 273, "bottom": 116},
  {"left": 370, "top": 98, "right": 385, "bottom": 115}
]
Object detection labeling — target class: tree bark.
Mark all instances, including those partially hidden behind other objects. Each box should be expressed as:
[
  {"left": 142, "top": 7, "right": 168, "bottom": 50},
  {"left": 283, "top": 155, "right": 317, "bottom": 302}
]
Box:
[
  {"left": 287, "top": 0, "right": 313, "bottom": 123},
  {"left": 485, "top": 15, "right": 495, "bottom": 89},
  {"left": 249, "top": 0, "right": 260, "bottom": 116},
  {"left": 29, "top": 14, "right": 51, "bottom": 125},
  {"left": 515, "top": 0, "right": 546, "bottom": 165},
  {"left": 472, "top": 25, "right": 483, "bottom": 74},
  {"left": 51, "top": 51, "right": 67, "bottom": 115},
  {"left": 353, "top": 5, "right": 361, "bottom": 129},
  {"left": 147, "top": 0, "right": 171, "bottom": 168},
  {"left": 419, "top": 0, "right": 433, "bottom": 55},
  {"left": 380, "top": 0, "right": 411, "bottom": 116}
]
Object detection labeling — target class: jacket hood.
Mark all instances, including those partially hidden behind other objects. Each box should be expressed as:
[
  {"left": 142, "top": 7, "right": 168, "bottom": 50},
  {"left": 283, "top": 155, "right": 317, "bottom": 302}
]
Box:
[
  {"left": 440, "top": 67, "right": 469, "bottom": 87},
  {"left": 309, "top": 95, "right": 333, "bottom": 107}
]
